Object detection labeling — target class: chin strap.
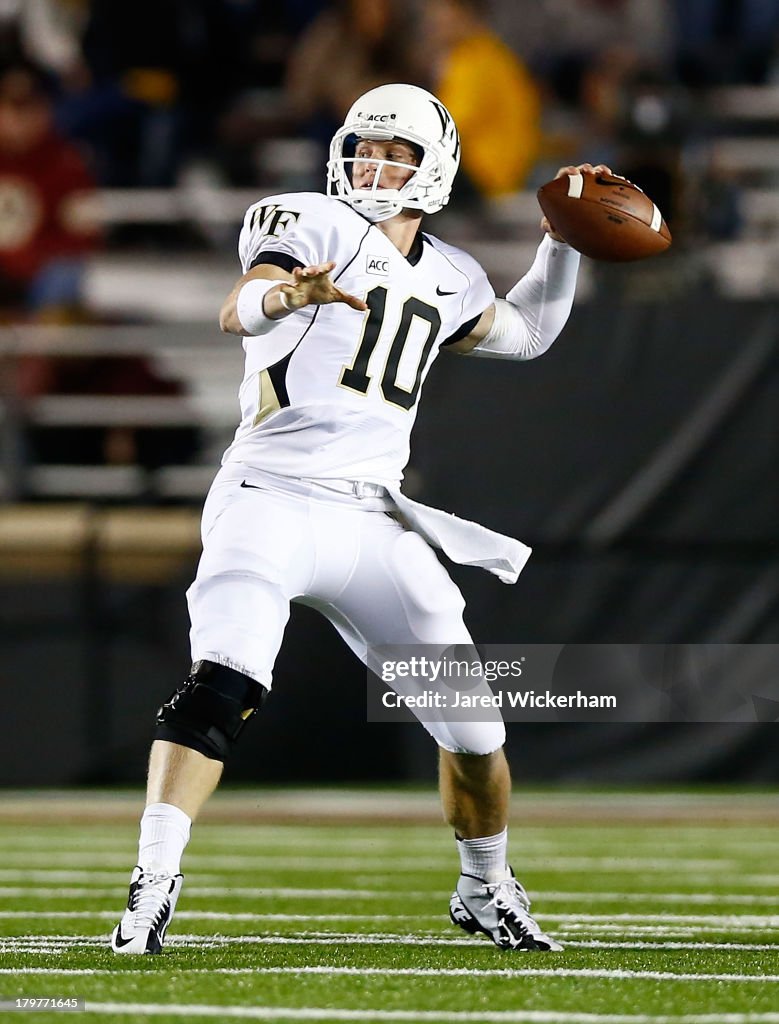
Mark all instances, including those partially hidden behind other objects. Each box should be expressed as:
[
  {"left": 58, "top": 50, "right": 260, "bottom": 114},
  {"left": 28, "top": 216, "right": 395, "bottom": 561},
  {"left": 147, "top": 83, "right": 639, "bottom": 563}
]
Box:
[{"left": 349, "top": 198, "right": 404, "bottom": 223}]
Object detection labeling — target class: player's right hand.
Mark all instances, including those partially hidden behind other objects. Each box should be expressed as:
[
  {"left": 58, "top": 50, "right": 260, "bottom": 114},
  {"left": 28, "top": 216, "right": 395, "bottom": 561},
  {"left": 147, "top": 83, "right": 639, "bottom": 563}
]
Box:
[
  {"left": 280, "top": 262, "right": 368, "bottom": 312},
  {"left": 540, "top": 163, "right": 613, "bottom": 242}
]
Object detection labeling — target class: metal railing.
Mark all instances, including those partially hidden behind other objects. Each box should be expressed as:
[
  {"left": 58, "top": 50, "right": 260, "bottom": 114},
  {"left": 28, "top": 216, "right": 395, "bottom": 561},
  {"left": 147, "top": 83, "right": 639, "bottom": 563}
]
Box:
[{"left": 0, "top": 325, "right": 242, "bottom": 502}]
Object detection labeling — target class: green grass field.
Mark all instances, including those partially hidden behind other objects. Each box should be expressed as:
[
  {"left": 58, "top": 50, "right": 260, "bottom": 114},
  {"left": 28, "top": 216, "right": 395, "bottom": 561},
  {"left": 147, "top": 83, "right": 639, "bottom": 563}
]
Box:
[{"left": 0, "top": 789, "right": 778, "bottom": 1023}]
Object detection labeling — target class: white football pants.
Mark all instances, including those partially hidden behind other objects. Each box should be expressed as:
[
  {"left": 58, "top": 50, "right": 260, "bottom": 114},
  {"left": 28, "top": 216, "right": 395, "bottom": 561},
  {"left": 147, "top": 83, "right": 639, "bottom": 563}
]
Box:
[{"left": 187, "top": 465, "right": 506, "bottom": 755}]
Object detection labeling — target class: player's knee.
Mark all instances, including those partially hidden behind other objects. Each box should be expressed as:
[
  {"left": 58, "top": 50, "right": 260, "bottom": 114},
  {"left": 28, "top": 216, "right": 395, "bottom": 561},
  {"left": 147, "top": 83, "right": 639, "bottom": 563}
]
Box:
[
  {"left": 154, "top": 659, "right": 268, "bottom": 762},
  {"left": 434, "top": 719, "right": 506, "bottom": 756}
]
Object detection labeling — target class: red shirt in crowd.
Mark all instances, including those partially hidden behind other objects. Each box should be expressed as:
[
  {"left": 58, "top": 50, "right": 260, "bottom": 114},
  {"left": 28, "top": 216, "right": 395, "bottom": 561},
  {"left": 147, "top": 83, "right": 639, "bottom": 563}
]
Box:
[{"left": 0, "top": 131, "right": 100, "bottom": 286}]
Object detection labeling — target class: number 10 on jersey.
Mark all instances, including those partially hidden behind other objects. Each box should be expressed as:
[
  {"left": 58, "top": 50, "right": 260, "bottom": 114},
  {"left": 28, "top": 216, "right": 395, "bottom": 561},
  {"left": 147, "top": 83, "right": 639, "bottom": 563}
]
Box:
[{"left": 339, "top": 286, "right": 442, "bottom": 411}]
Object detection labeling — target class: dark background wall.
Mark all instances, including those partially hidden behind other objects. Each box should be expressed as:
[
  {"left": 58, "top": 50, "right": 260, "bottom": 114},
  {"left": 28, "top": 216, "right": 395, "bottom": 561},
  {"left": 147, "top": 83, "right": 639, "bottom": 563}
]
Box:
[{"left": 1, "top": 294, "right": 776, "bottom": 786}]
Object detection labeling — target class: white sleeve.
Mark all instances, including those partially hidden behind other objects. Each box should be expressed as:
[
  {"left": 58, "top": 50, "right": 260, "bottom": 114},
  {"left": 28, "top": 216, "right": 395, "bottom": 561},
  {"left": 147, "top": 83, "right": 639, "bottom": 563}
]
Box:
[{"left": 469, "top": 235, "right": 580, "bottom": 361}]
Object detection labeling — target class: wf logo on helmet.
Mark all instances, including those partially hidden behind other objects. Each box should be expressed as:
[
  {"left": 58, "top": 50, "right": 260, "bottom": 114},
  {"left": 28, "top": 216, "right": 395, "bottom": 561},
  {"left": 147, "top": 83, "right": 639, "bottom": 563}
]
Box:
[{"left": 430, "top": 100, "right": 460, "bottom": 160}]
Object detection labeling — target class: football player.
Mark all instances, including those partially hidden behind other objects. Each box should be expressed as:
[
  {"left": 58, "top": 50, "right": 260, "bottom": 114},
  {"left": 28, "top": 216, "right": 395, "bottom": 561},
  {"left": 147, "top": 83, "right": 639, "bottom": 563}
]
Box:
[{"left": 111, "top": 82, "right": 609, "bottom": 955}]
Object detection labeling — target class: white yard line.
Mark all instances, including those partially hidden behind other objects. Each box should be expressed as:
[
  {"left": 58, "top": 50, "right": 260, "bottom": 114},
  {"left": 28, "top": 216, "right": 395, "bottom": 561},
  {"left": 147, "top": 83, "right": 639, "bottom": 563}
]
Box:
[
  {"left": 0, "top": 910, "right": 777, "bottom": 927},
  {"left": 5, "top": 864, "right": 775, "bottom": 887},
  {"left": 2, "top": 885, "right": 779, "bottom": 907},
  {"left": 0, "top": 937, "right": 484, "bottom": 951},
  {"left": 1, "top": 934, "right": 777, "bottom": 953},
  {"left": 538, "top": 893, "right": 779, "bottom": 906},
  {"left": 2, "top": 966, "right": 779, "bottom": 983}
]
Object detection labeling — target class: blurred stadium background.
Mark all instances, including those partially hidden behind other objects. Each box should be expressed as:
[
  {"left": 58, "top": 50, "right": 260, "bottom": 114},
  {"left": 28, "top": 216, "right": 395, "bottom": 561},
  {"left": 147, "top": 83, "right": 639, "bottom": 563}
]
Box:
[{"left": 0, "top": 0, "right": 777, "bottom": 789}]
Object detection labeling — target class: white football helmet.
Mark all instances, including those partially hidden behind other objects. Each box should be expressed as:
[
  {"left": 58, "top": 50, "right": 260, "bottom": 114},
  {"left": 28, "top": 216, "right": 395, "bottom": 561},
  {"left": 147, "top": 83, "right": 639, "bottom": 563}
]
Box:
[{"left": 327, "top": 83, "right": 460, "bottom": 222}]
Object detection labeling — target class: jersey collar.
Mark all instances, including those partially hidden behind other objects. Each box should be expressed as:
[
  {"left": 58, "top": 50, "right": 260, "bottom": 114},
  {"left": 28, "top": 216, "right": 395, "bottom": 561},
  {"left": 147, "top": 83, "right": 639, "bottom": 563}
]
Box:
[{"left": 338, "top": 197, "right": 427, "bottom": 266}]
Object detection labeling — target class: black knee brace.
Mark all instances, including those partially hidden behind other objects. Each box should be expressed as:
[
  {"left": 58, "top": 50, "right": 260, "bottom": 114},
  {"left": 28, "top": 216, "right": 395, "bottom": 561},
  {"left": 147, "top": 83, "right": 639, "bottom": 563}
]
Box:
[{"left": 154, "top": 660, "right": 268, "bottom": 762}]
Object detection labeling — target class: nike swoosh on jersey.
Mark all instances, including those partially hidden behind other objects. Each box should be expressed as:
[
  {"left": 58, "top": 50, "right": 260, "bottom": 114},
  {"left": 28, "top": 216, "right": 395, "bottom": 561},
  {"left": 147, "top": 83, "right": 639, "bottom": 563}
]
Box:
[{"left": 436, "top": 286, "right": 457, "bottom": 296}]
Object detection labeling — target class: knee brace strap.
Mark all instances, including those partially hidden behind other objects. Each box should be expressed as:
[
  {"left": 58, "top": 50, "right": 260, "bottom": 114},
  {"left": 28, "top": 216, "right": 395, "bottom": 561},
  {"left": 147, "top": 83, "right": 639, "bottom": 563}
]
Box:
[{"left": 155, "top": 660, "right": 268, "bottom": 762}]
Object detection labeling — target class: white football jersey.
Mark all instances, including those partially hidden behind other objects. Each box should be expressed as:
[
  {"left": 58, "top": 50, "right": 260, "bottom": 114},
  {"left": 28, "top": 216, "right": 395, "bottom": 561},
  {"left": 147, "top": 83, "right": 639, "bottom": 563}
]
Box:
[{"left": 222, "top": 192, "right": 494, "bottom": 484}]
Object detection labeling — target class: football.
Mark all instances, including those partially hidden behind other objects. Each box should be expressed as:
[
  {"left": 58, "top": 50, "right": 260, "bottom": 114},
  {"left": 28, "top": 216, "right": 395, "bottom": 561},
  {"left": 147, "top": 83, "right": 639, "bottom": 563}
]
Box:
[{"left": 537, "top": 170, "right": 672, "bottom": 261}]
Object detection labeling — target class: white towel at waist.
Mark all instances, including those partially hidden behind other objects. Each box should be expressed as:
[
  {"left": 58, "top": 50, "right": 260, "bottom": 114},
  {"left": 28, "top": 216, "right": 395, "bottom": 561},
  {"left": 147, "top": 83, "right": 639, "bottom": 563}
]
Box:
[
  {"left": 223, "top": 464, "right": 530, "bottom": 584},
  {"left": 385, "top": 486, "right": 531, "bottom": 585}
]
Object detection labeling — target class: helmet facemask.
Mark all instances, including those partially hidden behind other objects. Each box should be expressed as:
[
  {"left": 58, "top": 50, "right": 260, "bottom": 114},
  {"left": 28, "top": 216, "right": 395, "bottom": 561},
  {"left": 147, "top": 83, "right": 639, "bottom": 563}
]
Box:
[{"left": 328, "top": 130, "right": 438, "bottom": 221}]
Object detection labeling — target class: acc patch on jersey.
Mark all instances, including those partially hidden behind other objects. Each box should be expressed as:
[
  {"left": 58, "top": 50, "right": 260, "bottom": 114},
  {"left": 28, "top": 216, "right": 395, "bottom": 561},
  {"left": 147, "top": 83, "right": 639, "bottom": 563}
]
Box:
[{"left": 366, "top": 255, "right": 390, "bottom": 275}]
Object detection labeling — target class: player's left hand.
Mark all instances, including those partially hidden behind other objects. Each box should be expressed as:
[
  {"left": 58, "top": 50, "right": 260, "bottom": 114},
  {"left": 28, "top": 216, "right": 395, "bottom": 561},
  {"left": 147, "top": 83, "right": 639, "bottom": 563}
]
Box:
[
  {"left": 280, "top": 262, "right": 368, "bottom": 312},
  {"left": 540, "top": 163, "right": 613, "bottom": 242}
]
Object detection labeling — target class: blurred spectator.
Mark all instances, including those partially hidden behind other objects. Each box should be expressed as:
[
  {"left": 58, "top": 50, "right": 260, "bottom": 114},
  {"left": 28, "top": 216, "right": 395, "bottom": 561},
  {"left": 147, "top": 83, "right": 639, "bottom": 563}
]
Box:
[
  {"left": 284, "top": 0, "right": 417, "bottom": 152},
  {"left": 612, "top": 67, "right": 691, "bottom": 235},
  {"left": 418, "top": 0, "right": 542, "bottom": 204},
  {"left": 576, "top": 44, "right": 643, "bottom": 164},
  {"left": 673, "top": 0, "right": 779, "bottom": 86},
  {"left": 0, "top": 0, "right": 88, "bottom": 81},
  {"left": 57, "top": 0, "right": 192, "bottom": 187},
  {"left": 204, "top": 0, "right": 329, "bottom": 187},
  {"left": 0, "top": 56, "right": 199, "bottom": 479},
  {"left": 0, "top": 60, "right": 100, "bottom": 322},
  {"left": 691, "top": 157, "right": 744, "bottom": 242},
  {"left": 222, "top": 1, "right": 328, "bottom": 96},
  {"left": 60, "top": 1, "right": 329, "bottom": 191},
  {"left": 492, "top": 0, "right": 674, "bottom": 104},
  {"left": 579, "top": 55, "right": 693, "bottom": 238}
]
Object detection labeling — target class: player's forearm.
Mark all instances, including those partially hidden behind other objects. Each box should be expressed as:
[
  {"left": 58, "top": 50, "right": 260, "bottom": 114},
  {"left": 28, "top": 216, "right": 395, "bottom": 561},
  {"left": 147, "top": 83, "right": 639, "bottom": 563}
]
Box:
[
  {"left": 219, "top": 269, "right": 294, "bottom": 336},
  {"left": 220, "top": 260, "right": 366, "bottom": 335},
  {"left": 470, "top": 235, "right": 580, "bottom": 360}
]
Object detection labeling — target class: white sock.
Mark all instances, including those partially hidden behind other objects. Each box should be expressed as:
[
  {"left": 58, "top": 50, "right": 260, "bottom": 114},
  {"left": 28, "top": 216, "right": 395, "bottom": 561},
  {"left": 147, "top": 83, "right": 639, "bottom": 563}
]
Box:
[
  {"left": 456, "top": 827, "right": 510, "bottom": 883},
  {"left": 137, "top": 803, "right": 191, "bottom": 876}
]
